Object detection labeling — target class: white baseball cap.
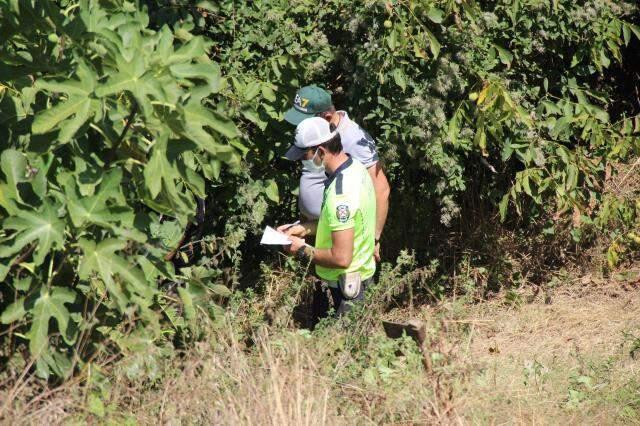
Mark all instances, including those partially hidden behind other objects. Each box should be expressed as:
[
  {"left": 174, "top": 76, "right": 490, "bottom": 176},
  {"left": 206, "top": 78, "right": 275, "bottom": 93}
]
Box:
[{"left": 285, "top": 117, "right": 338, "bottom": 161}]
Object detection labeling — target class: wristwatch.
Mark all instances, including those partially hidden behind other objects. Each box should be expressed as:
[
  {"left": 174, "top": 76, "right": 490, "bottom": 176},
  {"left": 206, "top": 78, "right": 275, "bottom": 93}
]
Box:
[{"left": 296, "top": 245, "right": 313, "bottom": 262}]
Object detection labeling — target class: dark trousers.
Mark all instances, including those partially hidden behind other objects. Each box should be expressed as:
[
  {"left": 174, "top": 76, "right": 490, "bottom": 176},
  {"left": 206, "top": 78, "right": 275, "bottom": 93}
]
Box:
[{"left": 311, "top": 278, "right": 370, "bottom": 325}]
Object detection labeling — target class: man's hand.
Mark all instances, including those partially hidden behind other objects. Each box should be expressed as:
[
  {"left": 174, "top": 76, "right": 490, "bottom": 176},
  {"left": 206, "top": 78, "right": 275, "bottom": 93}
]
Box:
[
  {"left": 277, "top": 223, "right": 306, "bottom": 237},
  {"left": 283, "top": 236, "right": 306, "bottom": 255},
  {"left": 374, "top": 241, "right": 381, "bottom": 262}
]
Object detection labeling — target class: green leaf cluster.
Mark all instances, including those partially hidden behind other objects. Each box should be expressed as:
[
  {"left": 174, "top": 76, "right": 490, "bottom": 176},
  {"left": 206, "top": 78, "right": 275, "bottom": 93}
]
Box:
[
  {"left": 0, "top": 0, "right": 239, "bottom": 377},
  {"left": 1, "top": 0, "right": 639, "bottom": 379}
]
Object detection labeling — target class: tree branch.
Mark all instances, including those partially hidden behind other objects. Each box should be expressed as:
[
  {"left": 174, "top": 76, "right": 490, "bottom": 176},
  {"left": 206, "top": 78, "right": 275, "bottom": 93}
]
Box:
[
  {"left": 11, "top": 244, "right": 36, "bottom": 267},
  {"left": 107, "top": 100, "right": 138, "bottom": 163}
]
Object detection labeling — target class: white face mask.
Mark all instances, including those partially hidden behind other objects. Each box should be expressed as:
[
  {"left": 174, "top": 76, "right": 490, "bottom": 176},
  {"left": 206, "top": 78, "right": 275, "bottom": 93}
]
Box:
[{"left": 301, "top": 148, "right": 325, "bottom": 173}]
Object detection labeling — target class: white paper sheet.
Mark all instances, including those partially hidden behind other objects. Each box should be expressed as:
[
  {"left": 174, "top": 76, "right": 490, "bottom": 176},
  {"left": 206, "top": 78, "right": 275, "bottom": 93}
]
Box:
[{"left": 260, "top": 226, "right": 292, "bottom": 245}]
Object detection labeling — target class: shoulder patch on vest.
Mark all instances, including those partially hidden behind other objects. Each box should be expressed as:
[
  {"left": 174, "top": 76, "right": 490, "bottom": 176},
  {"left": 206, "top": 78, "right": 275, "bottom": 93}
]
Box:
[{"left": 336, "top": 204, "right": 350, "bottom": 223}]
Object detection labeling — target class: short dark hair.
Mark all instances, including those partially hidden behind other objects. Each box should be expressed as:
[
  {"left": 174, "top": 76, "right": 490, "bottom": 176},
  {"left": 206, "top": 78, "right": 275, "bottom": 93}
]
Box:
[{"left": 318, "top": 130, "right": 342, "bottom": 154}]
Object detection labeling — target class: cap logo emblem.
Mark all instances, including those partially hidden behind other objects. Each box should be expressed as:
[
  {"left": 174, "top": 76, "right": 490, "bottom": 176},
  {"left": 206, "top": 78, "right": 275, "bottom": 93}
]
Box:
[{"left": 294, "top": 94, "right": 309, "bottom": 112}]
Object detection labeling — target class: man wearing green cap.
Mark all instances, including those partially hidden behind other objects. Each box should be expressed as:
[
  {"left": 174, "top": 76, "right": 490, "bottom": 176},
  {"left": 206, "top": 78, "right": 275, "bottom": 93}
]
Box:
[{"left": 283, "top": 85, "right": 390, "bottom": 262}]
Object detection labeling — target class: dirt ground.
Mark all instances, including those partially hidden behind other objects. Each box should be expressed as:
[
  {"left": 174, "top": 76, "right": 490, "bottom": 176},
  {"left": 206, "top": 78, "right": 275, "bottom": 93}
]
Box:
[
  {"left": 2, "top": 274, "right": 639, "bottom": 425},
  {"left": 458, "top": 278, "right": 640, "bottom": 424}
]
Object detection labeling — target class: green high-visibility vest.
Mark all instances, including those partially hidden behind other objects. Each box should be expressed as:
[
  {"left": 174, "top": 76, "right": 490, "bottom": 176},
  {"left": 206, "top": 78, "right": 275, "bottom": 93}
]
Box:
[{"left": 315, "top": 157, "right": 376, "bottom": 282}]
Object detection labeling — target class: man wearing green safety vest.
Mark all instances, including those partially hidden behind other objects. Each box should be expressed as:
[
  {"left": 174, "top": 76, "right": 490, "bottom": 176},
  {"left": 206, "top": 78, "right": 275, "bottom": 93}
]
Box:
[
  {"left": 283, "top": 85, "right": 389, "bottom": 263},
  {"left": 278, "top": 117, "right": 376, "bottom": 316}
]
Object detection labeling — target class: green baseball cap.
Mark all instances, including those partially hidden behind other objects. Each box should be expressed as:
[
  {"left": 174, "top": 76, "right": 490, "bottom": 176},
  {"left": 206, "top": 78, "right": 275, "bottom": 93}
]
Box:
[{"left": 284, "top": 85, "right": 333, "bottom": 125}]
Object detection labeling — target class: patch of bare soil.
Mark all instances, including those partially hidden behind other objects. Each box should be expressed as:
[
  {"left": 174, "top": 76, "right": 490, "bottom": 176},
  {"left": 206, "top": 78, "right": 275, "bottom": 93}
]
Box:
[
  {"left": 459, "top": 278, "right": 640, "bottom": 424},
  {"left": 471, "top": 281, "right": 640, "bottom": 364}
]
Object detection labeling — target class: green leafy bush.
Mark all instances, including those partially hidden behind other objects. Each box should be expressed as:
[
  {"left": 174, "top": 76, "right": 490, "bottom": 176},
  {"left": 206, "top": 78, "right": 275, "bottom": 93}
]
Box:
[
  {"left": 1, "top": 0, "right": 639, "bottom": 378},
  {"left": 0, "top": 0, "right": 244, "bottom": 378}
]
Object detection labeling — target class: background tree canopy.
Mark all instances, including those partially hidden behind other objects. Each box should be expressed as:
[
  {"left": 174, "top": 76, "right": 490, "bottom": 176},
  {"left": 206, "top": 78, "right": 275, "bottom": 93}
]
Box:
[{"left": 0, "top": 0, "right": 639, "bottom": 378}]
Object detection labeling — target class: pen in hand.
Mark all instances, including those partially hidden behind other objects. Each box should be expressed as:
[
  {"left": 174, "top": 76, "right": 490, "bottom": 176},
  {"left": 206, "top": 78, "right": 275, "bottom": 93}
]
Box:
[{"left": 283, "top": 220, "right": 301, "bottom": 232}]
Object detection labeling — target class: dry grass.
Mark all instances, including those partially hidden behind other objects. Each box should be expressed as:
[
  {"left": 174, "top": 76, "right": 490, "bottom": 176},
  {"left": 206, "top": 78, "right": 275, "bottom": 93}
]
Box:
[
  {"left": 1, "top": 276, "right": 639, "bottom": 425},
  {"left": 458, "top": 279, "right": 640, "bottom": 424},
  {"left": 0, "top": 324, "right": 442, "bottom": 425},
  {"left": 146, "top": 329, "right": 340, "bottom": 425},
  {"left": 1, "top": 328, "right": 344, "bottom": 425}
]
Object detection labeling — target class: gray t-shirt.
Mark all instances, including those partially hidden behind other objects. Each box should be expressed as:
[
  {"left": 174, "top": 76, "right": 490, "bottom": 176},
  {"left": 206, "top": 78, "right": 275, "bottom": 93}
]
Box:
[{"left": 299, "top": 111, "right": 379, "bottom": 220}]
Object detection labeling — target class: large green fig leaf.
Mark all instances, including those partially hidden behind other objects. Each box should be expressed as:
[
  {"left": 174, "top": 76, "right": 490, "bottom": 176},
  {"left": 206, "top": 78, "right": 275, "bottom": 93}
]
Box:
[
  {"left": 32, "top": 61, "right": 98, "bottom": 142},
  {"left": 0, "top": 200, "right": 65, "bottom": 265},
  {"left": 78, "top": 238, "right": 155, "bottom": 311},
  {"left": 27, "top": 287, "right": 77, "bottom": 355},
  {"left": 65, "top": 168, "right": 126, "bottom": 228}
]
